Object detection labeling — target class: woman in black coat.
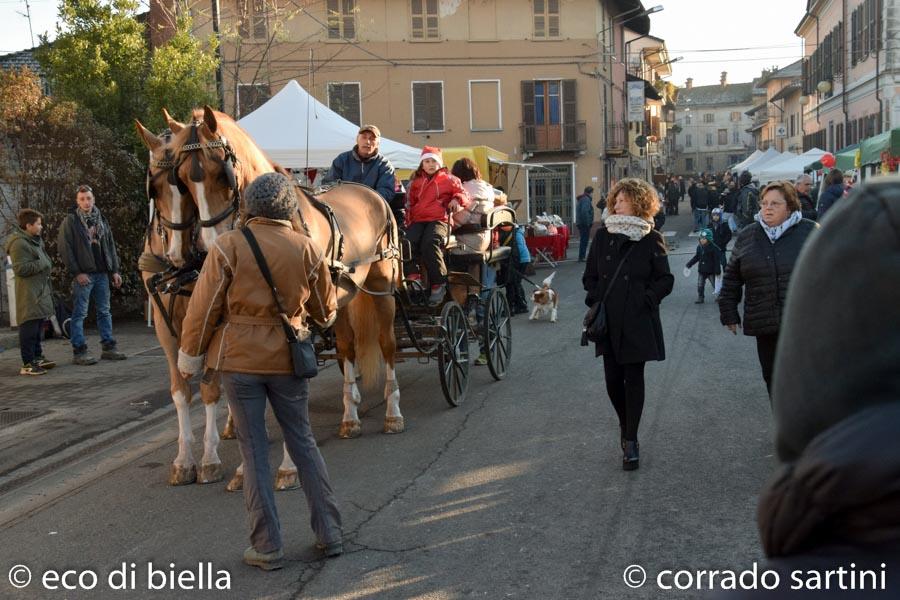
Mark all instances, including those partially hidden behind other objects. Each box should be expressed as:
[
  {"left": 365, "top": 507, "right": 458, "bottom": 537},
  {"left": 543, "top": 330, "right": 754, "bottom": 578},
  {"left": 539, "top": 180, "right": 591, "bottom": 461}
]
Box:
[
  {"left": 583, "top": 178, "right": 674, "bottom": 470},
  {"left": 718, "top": 180, "right": 818, "bottom": 397},
  {"left": 816, "top": 168, "right": 846, "bottom": 220}
]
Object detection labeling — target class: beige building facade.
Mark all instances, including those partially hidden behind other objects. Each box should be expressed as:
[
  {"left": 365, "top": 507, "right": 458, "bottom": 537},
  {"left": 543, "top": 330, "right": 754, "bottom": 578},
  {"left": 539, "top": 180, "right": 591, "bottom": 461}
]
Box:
[{"left": 185, "top": 0, "right": 657, "bottom": 223}]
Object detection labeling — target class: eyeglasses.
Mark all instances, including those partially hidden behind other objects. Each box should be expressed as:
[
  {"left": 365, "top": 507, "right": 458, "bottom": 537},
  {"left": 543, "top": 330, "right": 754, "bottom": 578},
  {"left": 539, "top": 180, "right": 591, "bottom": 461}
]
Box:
[
  {"left": 76, "top": 185, "right": 93, "bottom": 194},
  {"left": 760, "top": 200, "right": 786, "bottom": 209}
]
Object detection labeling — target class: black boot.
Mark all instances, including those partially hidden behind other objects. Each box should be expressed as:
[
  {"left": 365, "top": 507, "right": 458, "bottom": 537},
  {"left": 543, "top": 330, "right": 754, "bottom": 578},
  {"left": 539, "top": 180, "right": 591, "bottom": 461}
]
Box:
[
  {"left": 623, "top": 440, "right": 639, "bottom": 471},
  {"left": 694, "top": 296, "right": 705, "bottom": 304}
]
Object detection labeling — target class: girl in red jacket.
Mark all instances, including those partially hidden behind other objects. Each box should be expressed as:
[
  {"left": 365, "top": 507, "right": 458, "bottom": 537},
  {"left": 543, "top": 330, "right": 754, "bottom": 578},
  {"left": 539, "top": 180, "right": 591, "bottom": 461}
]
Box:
[{"left": 405, "top": 146, "right": 469, "bottom": 305}]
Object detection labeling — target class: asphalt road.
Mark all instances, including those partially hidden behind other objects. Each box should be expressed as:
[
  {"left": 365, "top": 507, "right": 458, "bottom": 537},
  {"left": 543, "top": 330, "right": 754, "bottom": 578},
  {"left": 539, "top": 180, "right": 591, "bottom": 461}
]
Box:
[{"left": 0, "top": 214, "right": 777, "bottom": 599}]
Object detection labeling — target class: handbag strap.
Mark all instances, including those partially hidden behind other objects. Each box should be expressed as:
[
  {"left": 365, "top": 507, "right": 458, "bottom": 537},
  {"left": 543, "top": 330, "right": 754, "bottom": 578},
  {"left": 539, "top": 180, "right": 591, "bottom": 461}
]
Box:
[
  {"left": 240, "top": 227, "right": 298, "bottom": 343},
  {"left": 601, "top": 242, "right": 637, "bottom": 304}
]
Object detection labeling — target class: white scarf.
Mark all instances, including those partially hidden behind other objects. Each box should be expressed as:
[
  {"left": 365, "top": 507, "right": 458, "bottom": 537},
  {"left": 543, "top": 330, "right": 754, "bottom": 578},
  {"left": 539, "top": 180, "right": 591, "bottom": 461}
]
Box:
[
  {"left": 756, "top": 210, "right": 802, "bottom": 243},
  {"left": 604, "top": 215, "right": 653, "bottom": 241}
]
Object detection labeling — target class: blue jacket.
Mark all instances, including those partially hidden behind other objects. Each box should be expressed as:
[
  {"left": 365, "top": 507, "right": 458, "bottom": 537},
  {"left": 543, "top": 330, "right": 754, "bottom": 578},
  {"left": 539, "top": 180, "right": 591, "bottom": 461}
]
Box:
[
  {"left": 515, "top": 227, "right": 531, "bottom": 264},
  {"left": 575, "top": 194, "right": 593, "bottom": 226},
  {"left": 817, "top": 183, "right": 845, "bottom": 220},
  {"left": 324, "top": 147, "right": 396, "bottom": 203}
]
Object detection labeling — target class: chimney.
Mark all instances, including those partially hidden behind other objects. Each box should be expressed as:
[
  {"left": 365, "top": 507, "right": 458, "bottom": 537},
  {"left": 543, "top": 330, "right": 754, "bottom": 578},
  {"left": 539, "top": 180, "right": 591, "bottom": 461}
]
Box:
[
  {"left": 686, "top": 78, "right": 693, "bottom": 90},
  {"left": 720, "top": 71, "right": 728, "bottom": 87}
]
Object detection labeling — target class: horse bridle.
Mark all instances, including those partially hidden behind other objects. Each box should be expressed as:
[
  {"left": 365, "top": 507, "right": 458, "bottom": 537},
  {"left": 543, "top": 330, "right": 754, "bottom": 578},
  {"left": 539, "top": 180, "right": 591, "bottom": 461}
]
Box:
[{"left": 175, "top": 121, "right": 243, "bottom": 230}]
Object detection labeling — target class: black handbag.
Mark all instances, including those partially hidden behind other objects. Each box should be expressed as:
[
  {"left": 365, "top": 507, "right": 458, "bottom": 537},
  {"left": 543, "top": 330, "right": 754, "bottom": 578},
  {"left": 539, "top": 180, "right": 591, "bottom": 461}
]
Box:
[
  {"left": 581, "top": 244, "right": 636, "bottom": 346},
  {"left": 241, "top": 228, "right": 319, "bottom": 378}
]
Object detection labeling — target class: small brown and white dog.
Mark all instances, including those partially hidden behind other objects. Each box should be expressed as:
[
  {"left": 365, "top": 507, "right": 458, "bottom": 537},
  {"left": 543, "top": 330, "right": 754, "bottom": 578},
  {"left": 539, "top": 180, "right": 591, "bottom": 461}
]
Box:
[{"left": 529, "top": 272, "right": 559, "bottom": 323}]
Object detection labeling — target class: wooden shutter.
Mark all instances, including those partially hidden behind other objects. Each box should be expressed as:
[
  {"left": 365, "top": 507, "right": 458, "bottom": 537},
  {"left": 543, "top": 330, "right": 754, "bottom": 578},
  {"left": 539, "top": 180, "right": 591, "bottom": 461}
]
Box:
[
  {"left": 327, "top": 0, "right": 340, "bottom": 38},
  {"left": 562, "top": 79, "right": 576, "bottom": 124},
  {"left": 869, "top": 0, "right": 878, "bottom": 53},
  {"left": 521, "top": 80, "right": 535, "bottom": 125},
  {"left": 428, "top": 83, "right": 443, "bottom": 130},
  {"left": 342, "top": 0, "right": 356, "bottom": 39},
  {"left": 547, "top": 0, "right": 559, "bottom": 37},
  {"left": 413, "top": 83, "right": 442, "bottom": 131}
]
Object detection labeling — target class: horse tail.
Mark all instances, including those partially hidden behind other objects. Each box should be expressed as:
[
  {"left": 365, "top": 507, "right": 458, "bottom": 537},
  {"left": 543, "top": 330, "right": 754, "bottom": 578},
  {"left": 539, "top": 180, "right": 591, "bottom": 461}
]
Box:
[{"left": 348, "top": 292, "right": 383, "bottom": 389}]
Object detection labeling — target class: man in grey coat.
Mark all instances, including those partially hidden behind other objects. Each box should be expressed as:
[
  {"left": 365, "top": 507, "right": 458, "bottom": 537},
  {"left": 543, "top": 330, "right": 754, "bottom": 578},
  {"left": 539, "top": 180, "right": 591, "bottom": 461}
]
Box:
[{"left": 57, "top": 185, "right": 126, "bottom": 364}]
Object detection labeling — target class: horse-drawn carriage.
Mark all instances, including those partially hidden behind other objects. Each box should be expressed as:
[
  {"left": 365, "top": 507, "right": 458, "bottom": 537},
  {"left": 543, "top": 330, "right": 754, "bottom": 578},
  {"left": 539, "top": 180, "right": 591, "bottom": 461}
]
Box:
[
  {"left": 313, "top": 204, "right": 516, "bottom": 407},
  {"left": 136, "top": 106, "right": 516, "bottom": 487}
]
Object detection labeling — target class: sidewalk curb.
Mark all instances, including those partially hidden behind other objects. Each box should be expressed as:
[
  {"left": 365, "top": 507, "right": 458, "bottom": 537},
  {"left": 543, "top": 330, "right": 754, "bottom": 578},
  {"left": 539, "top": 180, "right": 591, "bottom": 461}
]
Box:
[{"left": 0, "top": 390, "right": 176, "bottom": 496}]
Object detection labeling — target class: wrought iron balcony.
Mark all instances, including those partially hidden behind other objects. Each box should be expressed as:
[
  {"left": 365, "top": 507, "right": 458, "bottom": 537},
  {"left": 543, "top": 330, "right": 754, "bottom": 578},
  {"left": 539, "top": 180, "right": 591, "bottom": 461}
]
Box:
[{"left": 519, "top": 121, "right": 587, "bottom": 153}]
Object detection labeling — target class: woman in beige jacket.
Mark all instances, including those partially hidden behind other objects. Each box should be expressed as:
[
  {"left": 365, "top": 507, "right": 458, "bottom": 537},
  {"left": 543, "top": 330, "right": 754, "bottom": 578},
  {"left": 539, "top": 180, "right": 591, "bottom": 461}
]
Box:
[{"left": 178, "top": 172, "right": 341, "bottom": 570}]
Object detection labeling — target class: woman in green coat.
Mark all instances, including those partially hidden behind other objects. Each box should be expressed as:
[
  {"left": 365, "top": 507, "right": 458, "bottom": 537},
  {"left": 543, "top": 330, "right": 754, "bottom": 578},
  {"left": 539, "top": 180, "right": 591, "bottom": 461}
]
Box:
[{"left": 4, "top": 209, "right": 56, "bottom": 375}]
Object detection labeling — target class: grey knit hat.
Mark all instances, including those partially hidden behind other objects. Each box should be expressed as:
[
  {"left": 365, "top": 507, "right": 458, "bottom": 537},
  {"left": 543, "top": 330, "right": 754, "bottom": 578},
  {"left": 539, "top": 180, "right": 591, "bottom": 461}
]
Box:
[{"left": 244, "top": 172, "right": 297, "bottom": 220}]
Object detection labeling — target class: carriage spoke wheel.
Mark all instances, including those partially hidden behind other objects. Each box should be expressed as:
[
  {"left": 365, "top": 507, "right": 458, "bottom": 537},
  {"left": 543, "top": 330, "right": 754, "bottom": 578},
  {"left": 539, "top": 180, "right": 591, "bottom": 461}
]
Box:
[
  {"left": 484, "top": 288, "right": 512, "bottom": 381},
  {"left": 438, "top": 301, "right": 469, "bottom": 407}
]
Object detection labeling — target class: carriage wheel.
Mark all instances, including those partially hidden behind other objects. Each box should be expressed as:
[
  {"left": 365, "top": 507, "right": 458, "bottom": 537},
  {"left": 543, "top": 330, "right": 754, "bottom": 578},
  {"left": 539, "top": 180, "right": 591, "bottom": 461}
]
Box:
[
  {"left": 484, "top": 288, "right": 512, "bottom": 381},
  {"left": 438, "top": 301, "right": 469, "bottom": 407}
]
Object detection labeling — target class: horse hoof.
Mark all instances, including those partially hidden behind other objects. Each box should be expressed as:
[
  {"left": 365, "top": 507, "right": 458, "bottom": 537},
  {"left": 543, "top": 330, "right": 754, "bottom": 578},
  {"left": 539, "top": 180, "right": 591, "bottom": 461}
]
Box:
[
  {"left": 169, "top": 464, "right": 197, "bottom": 486},
  {"left": 221, "top": 421, "right": 236, "bottom": 440},
  {"left": 338, "top": 420, "right": 362, "bottom": 439},
  {"left": 225, "top": 472, "right": 243, "bottom": 492},
  {"left": 274, "top": 469, "right": 300, "bottom": 491},
  {"left": 383, "top": 416, "right": 405, "bottom": 434},
  {"left": 198, "top": 463, "right": 224, "bottom": 484}
]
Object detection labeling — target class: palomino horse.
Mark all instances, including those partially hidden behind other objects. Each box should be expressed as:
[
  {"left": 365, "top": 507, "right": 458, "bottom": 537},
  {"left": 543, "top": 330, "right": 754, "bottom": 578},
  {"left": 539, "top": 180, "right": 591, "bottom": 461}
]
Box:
[
  {"left": 168, "top": 106, "right": 403, "bottom": 439},
  {"left": 135, "top": 120, "right": 225, "bottom": 486},
  {"left": 139, "top": 116, "right": 301, "bottom": 492}
]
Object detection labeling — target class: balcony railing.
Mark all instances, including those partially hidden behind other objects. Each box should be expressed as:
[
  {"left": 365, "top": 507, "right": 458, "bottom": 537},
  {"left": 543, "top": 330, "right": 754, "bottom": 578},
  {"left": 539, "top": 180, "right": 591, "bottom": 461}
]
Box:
[
  {"left": 605, "top": 123, "right": 627, "bottom": 154},
  {"left": 519, "top": 121, "right": 587, "bottom": 153}
]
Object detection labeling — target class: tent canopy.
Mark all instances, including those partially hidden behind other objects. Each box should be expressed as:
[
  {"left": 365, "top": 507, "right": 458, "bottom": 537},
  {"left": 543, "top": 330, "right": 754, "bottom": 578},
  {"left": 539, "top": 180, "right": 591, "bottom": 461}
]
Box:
[
  {"left": 835, "top": 144, "right": 859, "bottom": 171},
  {"left": 756, "top": 148, "right": 827, "bottom": 183},
  {"left": 237, "top": 80, "right": 422, "bottom": 169},
  {"left": 731, "top": 149, "right": 763, "bottom": 173},
  {"left": 745, "top": 148, "right": 787, "bottom": 174}
]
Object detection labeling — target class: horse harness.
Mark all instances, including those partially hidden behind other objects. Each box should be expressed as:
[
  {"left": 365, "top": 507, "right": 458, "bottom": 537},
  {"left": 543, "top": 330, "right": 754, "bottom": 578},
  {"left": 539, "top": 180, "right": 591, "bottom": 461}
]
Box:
[{"left": 176, "top": 121, "right": 242, "bottom": 230}]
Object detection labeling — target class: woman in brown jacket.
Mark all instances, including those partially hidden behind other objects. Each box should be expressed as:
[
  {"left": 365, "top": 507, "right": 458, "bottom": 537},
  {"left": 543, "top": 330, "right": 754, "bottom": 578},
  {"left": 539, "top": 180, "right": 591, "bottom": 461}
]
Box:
[{"left": 178, "top": 172, "right": 341, "bottom": 570}]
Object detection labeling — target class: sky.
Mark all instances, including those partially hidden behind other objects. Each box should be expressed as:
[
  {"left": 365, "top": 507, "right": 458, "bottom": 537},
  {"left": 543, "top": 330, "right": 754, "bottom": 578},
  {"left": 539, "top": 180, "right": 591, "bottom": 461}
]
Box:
[
  {"left": 645, "top": 0, "right": 808, "bottom": 87},
  {"left": 1, "top": 0, "right": 808, "bottom": 83}
]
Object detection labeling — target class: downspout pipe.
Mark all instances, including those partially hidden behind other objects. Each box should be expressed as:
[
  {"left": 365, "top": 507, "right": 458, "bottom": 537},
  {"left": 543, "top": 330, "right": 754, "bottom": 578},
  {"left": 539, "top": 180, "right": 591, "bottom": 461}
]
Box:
[
  {"left": 875, "top": 0, "right": 884, "bottom": 132},
  {"left": 843, "top": 0, "right": 850, "bottom": 146}
]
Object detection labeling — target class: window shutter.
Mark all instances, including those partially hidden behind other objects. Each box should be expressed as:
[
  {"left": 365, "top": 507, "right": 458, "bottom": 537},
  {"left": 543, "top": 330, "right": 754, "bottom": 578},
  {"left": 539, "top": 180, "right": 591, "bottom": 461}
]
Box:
[
  {"left": 801, "top": 58, "right": 808, "bottom": 95},
  {"left": 869, "top": 0, "right": 878, "bottom": 53},
  {"left": 413, "top": 83, "right": 427, "bottom": 130},
  {"left": 345, "top": 84, "right": 360, "bottom": 125},
  {"left": 521, "top": 80, "right": 535, "bottom": 125},
  {"left": 562, "top": 79, "right": 576, "bottom": 124},
  {"left": 429, "top": 83, "right": 443, "bottom": 130}
]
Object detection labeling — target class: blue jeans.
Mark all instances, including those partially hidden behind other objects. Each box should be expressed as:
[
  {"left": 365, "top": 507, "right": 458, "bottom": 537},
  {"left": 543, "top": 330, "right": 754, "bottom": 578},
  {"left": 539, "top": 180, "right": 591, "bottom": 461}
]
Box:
[
  {"left": 70, "top": 272, "right": 114, "bottom": 350},
  {"left": 475, "top": 265, "right": 498, "bottom": 324},
  {"left": 692, "top": 209, "right": 709, "bottom": 232},
  {"left": 577, "top": 224, "right": 592, "bottom": 260},
  {"left": 223, "top": 373, "right": 342, "bottom": 553}
]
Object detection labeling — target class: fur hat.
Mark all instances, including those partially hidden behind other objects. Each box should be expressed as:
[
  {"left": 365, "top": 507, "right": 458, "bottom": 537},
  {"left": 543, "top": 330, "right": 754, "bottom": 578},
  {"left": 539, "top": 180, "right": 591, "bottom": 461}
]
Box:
[
  {"left": 711, "top": 207, "right": 723, "bottom": 218},
  {"left": 420, "top": 146, "right": 443, "bottom": 168},
  {"left": 244, "top": 172, "right": 297, "bottom": 221}
]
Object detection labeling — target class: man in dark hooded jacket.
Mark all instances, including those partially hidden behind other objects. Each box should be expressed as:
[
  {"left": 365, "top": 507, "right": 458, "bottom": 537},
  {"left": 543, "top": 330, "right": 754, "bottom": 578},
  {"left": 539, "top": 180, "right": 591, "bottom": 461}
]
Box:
[
  {"left": 720, "top": 180, "right": 900, "bottom": 598},
  {"left": 734, "top": 170, "right": 759, "bottom": 230}
]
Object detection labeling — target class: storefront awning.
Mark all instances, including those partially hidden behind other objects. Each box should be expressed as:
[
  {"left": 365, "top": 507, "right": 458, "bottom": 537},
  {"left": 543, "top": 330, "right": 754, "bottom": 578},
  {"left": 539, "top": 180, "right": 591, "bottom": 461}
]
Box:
[{"left": 859, "top": 128, "right": 900, "bottom": 166}]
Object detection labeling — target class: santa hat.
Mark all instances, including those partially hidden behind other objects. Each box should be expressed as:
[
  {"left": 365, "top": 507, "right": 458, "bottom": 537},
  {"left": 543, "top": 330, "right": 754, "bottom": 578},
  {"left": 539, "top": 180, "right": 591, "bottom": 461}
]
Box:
[{"left": 419, "top": 146, "right": 443, "bottom": 168}]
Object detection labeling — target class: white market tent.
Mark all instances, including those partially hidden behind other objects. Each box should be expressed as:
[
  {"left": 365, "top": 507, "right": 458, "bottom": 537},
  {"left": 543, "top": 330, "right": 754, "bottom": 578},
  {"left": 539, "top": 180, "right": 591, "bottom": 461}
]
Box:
[
  {"left": 745, "top": 148, "right": 789, "bottom": 175},
  {"left": 731, "top": 149, "right": 763, "bottom": 173},
  {"left": 237, "top": 80, "right": 422, "bottom": 170},
  {"left": 738, "top": 147, "right": 781, "bottom": 174},
  {"left": 755, "top": 148, "right": 828, "bottom": 183}
]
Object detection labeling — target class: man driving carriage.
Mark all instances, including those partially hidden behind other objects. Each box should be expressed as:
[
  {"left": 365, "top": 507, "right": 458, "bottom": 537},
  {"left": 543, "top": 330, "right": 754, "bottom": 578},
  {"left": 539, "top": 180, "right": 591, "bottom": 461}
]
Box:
[{"left": 322, "top": 124, "right": 396, "bottom": 204}]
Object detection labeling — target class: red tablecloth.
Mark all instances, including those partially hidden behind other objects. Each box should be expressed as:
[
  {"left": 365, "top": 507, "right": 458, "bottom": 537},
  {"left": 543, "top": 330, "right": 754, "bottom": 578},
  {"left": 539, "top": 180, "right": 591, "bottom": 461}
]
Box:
[{"left": 525, "top": 233, "right": 567, "bottom": 261}]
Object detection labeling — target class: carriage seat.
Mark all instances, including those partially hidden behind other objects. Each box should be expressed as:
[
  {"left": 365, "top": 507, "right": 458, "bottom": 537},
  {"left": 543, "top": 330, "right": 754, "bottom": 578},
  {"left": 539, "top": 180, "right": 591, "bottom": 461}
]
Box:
[{"left": 447, "top": 207, "right": 516, "bottom": 265}]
